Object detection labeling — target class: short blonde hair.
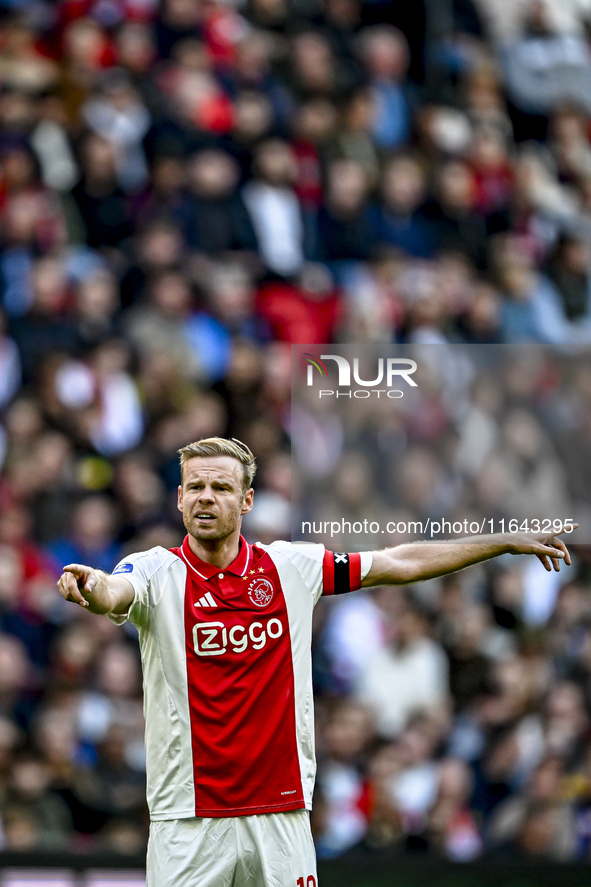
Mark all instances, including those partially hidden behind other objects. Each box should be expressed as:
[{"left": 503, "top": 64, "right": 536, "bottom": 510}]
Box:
[{"left": 178, "top": 437, "right": 257, "bottom": 494}]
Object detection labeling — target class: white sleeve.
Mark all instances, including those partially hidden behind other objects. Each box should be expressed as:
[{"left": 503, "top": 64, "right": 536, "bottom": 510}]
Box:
[
  {"left": 264, "top": 541, "right": 373, "bottom": 605},
  {"left": 360, "top": 553, "right": 372, "bottom": 580},
  {"left": 107, "top": 547, "right": 170, "bottom": 628},
  {"left": 265, "top": 541, "right": 325, "bottom": 603}
]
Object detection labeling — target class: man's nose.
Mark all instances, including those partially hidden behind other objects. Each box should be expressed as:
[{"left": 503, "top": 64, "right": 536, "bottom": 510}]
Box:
[{"left": 198, "top": 486, "right": 214, "bottom": 502}]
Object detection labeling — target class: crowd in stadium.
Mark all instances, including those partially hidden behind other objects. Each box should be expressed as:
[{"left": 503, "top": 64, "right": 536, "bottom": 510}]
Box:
[
  {"left": 1, "top": 0, "right": 591, "bottom": 864},
  {"left": 293, "top": 349, "right": 591, "bottom": 860}
]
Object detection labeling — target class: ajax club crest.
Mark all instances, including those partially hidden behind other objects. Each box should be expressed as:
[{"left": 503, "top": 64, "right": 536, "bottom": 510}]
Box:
[{"left": 248, "top": 576, "right": 274, "bottom": 608}]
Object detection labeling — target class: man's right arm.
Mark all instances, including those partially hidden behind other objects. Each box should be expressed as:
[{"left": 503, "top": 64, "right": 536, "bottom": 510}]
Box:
[{"left": 57, "top": 563, "right": 135, "bottom": 616}]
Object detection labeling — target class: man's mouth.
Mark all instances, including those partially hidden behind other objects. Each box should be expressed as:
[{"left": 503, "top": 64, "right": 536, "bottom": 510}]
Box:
[{"left": 196, "top": 513, "right": 216, "bottom": 521}]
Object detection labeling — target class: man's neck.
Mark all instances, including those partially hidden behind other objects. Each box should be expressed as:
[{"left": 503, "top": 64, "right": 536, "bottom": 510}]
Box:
[{"left": 186, "top": 531, "right": 242, "bottom": 569}]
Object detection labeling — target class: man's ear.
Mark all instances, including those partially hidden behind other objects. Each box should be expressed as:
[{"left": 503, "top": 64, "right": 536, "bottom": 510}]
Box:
[
  {"left": 177, "top": 485, "right": 183, "bottom": 513},
  {"left": 241, "top": 488, "right": 254, "bottom": 515}
]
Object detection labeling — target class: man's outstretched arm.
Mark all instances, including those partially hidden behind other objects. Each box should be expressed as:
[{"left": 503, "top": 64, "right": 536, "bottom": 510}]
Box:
[
  {"left": 57, "top": 564, "right": 135, "bottom": 615},
  {"left": 361, "top": 528, "right": 574, "bottom": 587}
]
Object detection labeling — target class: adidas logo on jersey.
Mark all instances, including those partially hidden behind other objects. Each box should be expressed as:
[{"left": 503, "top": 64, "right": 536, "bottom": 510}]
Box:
[{"left": 196, "top": 592, "right": 218, "bottom": 608}]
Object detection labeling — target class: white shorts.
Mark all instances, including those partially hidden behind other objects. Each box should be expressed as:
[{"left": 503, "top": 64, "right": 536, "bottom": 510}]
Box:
[{"left": 146, "top": 809, "right": 318, "bottom": 887}]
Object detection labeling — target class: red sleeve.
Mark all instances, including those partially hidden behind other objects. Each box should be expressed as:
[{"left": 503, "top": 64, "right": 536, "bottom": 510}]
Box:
[{"left": 322, "top": 551, "right": 362, "bottom": 596}]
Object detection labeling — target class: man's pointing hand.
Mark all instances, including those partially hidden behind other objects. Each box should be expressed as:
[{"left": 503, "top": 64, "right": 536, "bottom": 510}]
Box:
[
  {"left": 57, "top": 563, "right": 98, "bottom": 608},
  {"left": 508, "top": 523, "right": 578, "bottom": 572}
]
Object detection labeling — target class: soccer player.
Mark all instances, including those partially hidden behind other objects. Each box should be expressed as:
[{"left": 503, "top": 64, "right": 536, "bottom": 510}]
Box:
[{"left": 57, "top": 437, "right": 574, "bottom": 887}]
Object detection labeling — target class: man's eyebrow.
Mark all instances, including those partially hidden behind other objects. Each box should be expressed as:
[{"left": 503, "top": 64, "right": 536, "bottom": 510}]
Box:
[{"left": 188, "top": 478, "right": 233, "bottom": 486}]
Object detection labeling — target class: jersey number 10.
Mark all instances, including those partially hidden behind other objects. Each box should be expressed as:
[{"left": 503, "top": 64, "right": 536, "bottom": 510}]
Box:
[{"left": 296, "top": 878, "right": 316, "bottom": 887}]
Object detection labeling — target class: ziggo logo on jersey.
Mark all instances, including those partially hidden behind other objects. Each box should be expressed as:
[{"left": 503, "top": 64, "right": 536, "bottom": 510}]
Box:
[{"left": 192, "top": 618, "right": 283, "bottom": 656}]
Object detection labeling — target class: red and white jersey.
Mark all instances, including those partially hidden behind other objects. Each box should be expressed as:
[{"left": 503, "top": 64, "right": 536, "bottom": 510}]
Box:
[{"left": 111, "top": 536, "right": 372, "bottom": 820}]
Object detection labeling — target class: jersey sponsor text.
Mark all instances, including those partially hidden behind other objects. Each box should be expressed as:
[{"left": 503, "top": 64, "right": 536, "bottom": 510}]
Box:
[{"left": 192, "top": 617, "right": 284, "bottom": 655}]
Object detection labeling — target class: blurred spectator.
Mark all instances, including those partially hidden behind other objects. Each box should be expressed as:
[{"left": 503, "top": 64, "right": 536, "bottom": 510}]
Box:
[
  {"left": 59, "top": 17, "right": 114, "bottom": 123},
  {"left": 112, "top": 451, "right": 168, "bottom": 542},
  {"left": 496, "top": 249, "right": 572, "bottom": 344},
  {"left": 73, "top": 267, "right": 121, "bottom": 349},
  {"left": 424, "top": 160, "right": 489, "bottom": 270},
  {"left": 356, "top": 597, "right": 449, "bottom": 739},
  {"left": 328, "top": 88, "right": 380, "bottom": 185},
  {"left": 187, "top": 261, "right": 264, "bottom": 381},
  {"left": 84, "top": 338, "right": 144, "bottom": 456},
  {"left": 320, "top": 586, "right": 396, "bottom": 692},
  {"left": 469, "top": 127, "right": 514, "bottom": 217},
  {"left": 31, "top": 96, "right": 79, "bottom": 194},
  {"left": 0, "top": 310, "right": 21, "bottom": 410},
  {"left": 369, "top": 154, "right": 435, "bottom": 259},
  {"left": 313, "top": 158, "right": 373, "bottom": 270},
  {"left": 8, "top": 257, "right": 80, "bottom": 383},
  {"left": 81, "top": 69, "right": 151, "bottom": 192},
  {"left": 243, "top": 138, "right": 305, "bottom": 277},
  {"left": 291, "top": 97, "right": 336, "bottom": 211},
  {"left": 0, "top": 19, "right": 58, "bottom": 97},
  {"left": 387, "top": 718, "right": 444, "bottom": 842},
  {"left": 46, "top": 495, "right": 121, "bottom": 574},
  {"left": 546, "top": 235, "right": 591, "bottom": 331},
  {"left": 428, "top": 758, "right": 482, "bottom": 860},
  {"left": 356, "top": 26, "right": 412, "bottom": 150},
  {"left": 256, "top": 263, "right": 342, "bottom": 344},
  {"left": 502, "top": 1, "right": 591, "bottom": 123},
  {"left": 2, "top": 752, "right": 73, "bottom": 850},
  {"left": 177, "top": 148, "right": 258, "bottom": 254},
  {"left": 0, "top": 633, "right": 37, "bottom": 732},
  {"left": 315, "top": 700, "right": 374, "bottom": 857},
  {"left": 119, "top": 218, "right": 185, "bottom": 309},
  {"left": 156, "top": 0, "right": 202, "bottom": 60},
  {"left": 156, "top": 37, "right": 234, "bottom": 135},
  {"left": 486, "top": 755, "right": 574, "bottom": 858},
  {"left": 444, "top": 603, "right": 497, "bottom": 714},
  {"left": 71, "top": 133, "right": 134, "bottom": 251},
  {"left": 222, "top": 89, "right": 275, "bottom": 183},
  {"left": 122, "top": 269, "right": 202, "bottom": 381},
  {"left": 287, "top": 29, "right": 358, "bottom": 103}
]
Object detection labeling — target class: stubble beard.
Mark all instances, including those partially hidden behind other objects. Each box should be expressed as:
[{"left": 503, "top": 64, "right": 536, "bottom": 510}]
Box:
[{"left": 184, "top": 509, "right": 242, "bottom": 544}]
